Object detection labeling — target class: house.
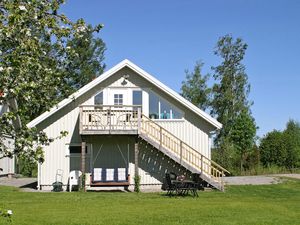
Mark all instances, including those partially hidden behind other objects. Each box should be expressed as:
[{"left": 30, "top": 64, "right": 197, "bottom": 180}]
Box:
[
  {"left": 27, "top": 59, "right": 228, "bottom": 191},
  {"left": 0, "top": 98, "right": 21, "bottom": 178}
]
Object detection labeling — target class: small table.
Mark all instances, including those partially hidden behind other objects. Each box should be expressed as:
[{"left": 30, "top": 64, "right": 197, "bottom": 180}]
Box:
[{"left": 172, "top": 180, "right": 198, "bottom": 197}]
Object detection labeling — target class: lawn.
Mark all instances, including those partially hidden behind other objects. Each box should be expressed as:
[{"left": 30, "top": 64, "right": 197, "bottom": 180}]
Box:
[{"left": 1, "top": 179, "right": 300, "bottom": 225}]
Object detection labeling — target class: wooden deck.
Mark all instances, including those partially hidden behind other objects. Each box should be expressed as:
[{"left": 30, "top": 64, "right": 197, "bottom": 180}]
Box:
[{"left": 79, "top": 105, "right": 141, "bottom": 135}]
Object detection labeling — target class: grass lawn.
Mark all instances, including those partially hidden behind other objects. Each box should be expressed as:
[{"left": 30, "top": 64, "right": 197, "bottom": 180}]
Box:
[{"left": 1, "top": 179, "right": 300, "bottom": 225}]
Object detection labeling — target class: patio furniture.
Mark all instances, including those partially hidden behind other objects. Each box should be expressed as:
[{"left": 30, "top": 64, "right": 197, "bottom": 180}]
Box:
[
  {"left": 91, "top": 168, "right": 130, "bottom": 187},
  {"left": 69, "top": 170, "right": 82, "bottom": 192},
  {"left": 172, "top": 179, "right": 198, "bottom": 197},
  {"left": 165, "top": 173, "right": 178, "bottom": 196}
]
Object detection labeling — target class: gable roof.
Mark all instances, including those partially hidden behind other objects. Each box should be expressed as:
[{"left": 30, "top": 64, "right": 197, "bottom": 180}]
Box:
[{"left": 27, "top": 59, "right": 222, "bottom": 129}]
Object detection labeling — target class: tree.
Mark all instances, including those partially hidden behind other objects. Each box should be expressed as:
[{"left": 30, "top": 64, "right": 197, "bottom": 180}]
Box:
[
  {"left": 61, "top": 21, "right": 106, "bottom": 99},
  {"left": 211, "top": 34, "right": 256, "bottom": 170},
  {"left": 283, "top": 120, "right": 300, "bottom": 169},
  {"left": 259, "top": 130, "right": 287, "bottom": 167},
  {"left": 0, "top": 0, "right": 104, "bottom": 163},
  {"left": 181, "top": 61, "right": 211, "bottom": 111},
  {"left": 259, "top": 119, "right": 300, "bottom": 170},
  {"left": 230, "top": 110, "right": 257, "bottom": 171}
]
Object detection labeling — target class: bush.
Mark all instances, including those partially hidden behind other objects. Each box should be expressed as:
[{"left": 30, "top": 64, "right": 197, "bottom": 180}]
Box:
[
  {"left": 17, "top": 157, "right": 37, "bottom": 177},
  {"left": 134, "top": 176, "right": 141, "bottom": 193}
]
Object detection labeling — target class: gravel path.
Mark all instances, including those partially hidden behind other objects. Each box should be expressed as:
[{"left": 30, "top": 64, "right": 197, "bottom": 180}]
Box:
[
  {"left": 223, "top": 174, "right": 300, "bottom": 185},
  {"left": 0, "top": 177, "right": 37, "bottom": 191}
]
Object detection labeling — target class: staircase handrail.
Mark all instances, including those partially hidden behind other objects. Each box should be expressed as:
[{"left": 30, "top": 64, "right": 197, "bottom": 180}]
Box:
[{"left": 140, "top": 114, "right": 230, "bottom": 176}]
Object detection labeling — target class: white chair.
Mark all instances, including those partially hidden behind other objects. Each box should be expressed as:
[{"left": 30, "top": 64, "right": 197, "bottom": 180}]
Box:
[{"left": 69, "top": 170, "right": 82, "bottom": 192}]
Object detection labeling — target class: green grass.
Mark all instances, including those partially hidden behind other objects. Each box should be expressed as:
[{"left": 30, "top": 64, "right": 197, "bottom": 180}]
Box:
[{"left": 1, "top": 180, "right": 300, "bottom": 225}]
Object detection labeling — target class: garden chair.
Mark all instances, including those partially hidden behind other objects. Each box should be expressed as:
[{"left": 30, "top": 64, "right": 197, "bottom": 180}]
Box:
[
  {"left": 69, "top": 170, "right": 82, "bottom": 192},
  {"left": 165, "top": 173, "right": 178, "bottom": 196}
]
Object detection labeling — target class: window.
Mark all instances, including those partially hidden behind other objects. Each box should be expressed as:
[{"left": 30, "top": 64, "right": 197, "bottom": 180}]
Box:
[
  {"left": 94, "top": 92, "right": 103, "bottom": 105},
  {"left": 133, "top": 91, "right": 142, "bottom": 105},
  {"left": 133, "top": 90, "right": 142, "bottom": 118},
  {"left": 69, "top": 145, "right": 88, "bottom": 154},
  {"left": 114, "top": 94, "right": 123, "bottom": 105},
  {"left": 149, "top": 92, "right": 159, "bottom": 119},
  {"left": 149, "top": 91, "right": 183, "bottom": 119}
]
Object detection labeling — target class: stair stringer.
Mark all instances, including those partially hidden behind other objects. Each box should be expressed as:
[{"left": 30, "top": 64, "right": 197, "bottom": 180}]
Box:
[{"left": 139, "top": 132, "right": 224, "bottom": 191}]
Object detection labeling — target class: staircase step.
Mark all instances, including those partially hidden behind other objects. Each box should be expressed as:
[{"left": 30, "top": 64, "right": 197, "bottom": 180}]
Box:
[{"left": 139, "top": 115, "right": 228, "bottom": 191}]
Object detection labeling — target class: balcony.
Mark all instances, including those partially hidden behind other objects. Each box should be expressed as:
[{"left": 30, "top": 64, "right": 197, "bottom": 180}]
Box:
[{"left": 79, "top": 105, "right": 141, "bottom": 135}]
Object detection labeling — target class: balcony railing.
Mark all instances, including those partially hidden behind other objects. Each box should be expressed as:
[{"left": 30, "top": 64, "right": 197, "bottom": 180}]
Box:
[{"left": 79, "top": 105, "right": 142, "bottom": 135}]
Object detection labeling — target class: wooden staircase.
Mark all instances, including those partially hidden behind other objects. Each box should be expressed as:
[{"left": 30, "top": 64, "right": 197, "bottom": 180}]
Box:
[{"left": 139, "top": 115, "right": 229, "bottom": 191}]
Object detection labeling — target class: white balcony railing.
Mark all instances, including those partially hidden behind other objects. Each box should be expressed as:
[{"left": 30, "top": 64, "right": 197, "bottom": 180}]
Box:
[{"left": 79, "top": 105, "right": 142, "bottom": 134}]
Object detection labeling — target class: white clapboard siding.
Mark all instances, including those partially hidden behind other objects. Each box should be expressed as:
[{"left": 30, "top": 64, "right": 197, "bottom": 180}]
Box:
[
  {"left": 155, "top": 119, "right": 210, "bottom": 159},
  {"left": 0, "top": 136, "right": 15, "bottom": 176}
]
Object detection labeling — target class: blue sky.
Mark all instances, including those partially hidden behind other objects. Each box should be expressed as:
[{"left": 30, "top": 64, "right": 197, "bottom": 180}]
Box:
[{"left": 61, "top": 0, "right": 300, "bottom": 137}]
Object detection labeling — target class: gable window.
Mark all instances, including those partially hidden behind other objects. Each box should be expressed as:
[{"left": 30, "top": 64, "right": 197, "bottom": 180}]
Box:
[
  {"left": 94, "top": 91, "right": 103, "bottom": 105},
  {"left": 149, "top": 91, "right": 183, "bottom": 119},
  {"left": 114, "top": 94, "right": 123, "bottom": 105}
]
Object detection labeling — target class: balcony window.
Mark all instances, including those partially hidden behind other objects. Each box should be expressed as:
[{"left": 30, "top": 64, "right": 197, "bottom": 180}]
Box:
[{"left": 149, "top": 91, "right": 183, "bottom": 119}]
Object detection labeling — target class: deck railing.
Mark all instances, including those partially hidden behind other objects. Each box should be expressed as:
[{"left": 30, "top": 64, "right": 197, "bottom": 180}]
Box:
[{"left": 79, "top": 105, "right": 141, "bottom": 133}]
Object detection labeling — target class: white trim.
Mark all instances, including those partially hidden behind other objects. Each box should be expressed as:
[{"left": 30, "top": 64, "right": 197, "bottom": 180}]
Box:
[
  {"left": 27, "top": 59, "right": 222, "bottom": 129},
  {"left": 153, "top": 119, "right": 185, "bottom": 122}
]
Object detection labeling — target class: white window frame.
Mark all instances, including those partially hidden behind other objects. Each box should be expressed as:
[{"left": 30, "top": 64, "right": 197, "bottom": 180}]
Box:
[{"left": 148, "top": 91, "right": 184, "bottom": 120}]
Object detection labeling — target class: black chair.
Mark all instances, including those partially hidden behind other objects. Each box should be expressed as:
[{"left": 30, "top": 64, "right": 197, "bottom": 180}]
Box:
[
  {"left": 190, "top": 173, "right": 203, "bottom": 197},
  {"left": 169, "top": 172, "right": 177, "bottom": 181},
  {"left": 165, "top": 173, "right": 178, "bottom": 196},
  {"left": 192, "top": 173, "right": 203, "bottom": 190}
]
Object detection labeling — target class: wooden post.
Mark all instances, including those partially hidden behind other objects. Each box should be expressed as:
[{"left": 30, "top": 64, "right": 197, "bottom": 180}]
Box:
[
  {"left": 137, "top": 107, "right": 141, "bottom": 134},
  {"left": 159, "top": 127, "right": 162, "bottom": 149},
  {"left": 134, "top": 138, "right": 139, "bottom": 178},
  {"left": 201, "top": 155, "right": 203, "bottom": 175},
  {"left": 180, "top": 141, "right": 182, "bottom": 164},
  {"left": 79, "top": 106, "right": 83, "bottom": 134},
  {"left": 108, "top": 106, "right": 111, "bottom": 134},
  {"left": 81, "top": 141, "right": 86, "bottom": 192}
]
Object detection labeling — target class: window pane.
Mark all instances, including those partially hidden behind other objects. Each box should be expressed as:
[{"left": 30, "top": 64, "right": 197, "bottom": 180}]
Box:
[
  {"left": 160, "top": 98, "right": 171, "bottom": 119},
  {"left": 133, "top": 91, "right": 142, "bottom": 105},
  {"left": 94, "top": 92, "right": 103, "bottom": 105},
  {"left": 172, "top": 107, "right": 183, "bottom": 119},
  {"left": 114, "top": 94, "right": 123, "bottom": 105},
  {"left": 149, "top": 91, "right": 159, "bottom": 119},
  {"left": 69, "top": 146, "right": 87, "bottom": 154}
]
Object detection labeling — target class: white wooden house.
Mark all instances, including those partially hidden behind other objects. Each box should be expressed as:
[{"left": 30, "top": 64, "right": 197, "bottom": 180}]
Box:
[
  {"left": 0, "top": 98, "right": 20, "bottom": 177},
  {"left": 28, "top": 59, "right": 228, "bottom": 191}
]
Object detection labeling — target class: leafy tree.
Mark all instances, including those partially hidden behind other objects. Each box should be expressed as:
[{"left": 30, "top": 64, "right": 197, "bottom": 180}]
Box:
[
  {"left": 283, "top": 120, "right": 300, "bottom": 169},
  {"left": 211, "top": 34, "right": 256, "bottom": 170},
  {"left": 259, "top": 130, "right": 287, "bottom": 167},
  {"left": 181, "top": 61, "right": 211, "bottom": 110},
  {"left": 259, "top": 119, "right": 300, "bottom": 170},
  {"left": 61, "top": 21, "right": 106, "bottom": 99},
  {"left": 230, "top": 110, "right": 257, "bottom": 171},
  {"left": 0, "top": 0, "right": 104, "bottom": 163}
]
